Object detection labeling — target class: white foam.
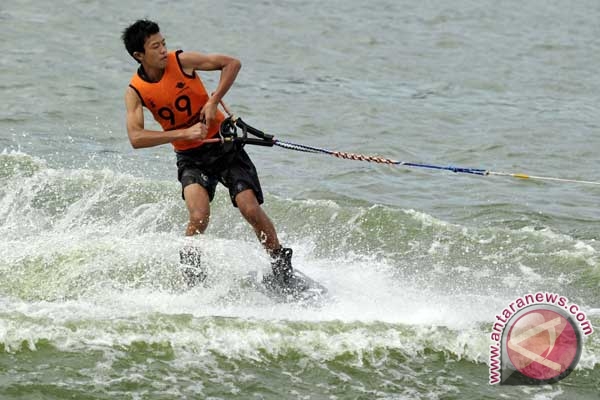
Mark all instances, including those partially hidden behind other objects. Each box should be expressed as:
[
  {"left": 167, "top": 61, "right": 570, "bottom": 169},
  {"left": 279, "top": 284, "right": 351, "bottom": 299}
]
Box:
[{"left": 0, "top": 233, "right": 510, "bottom": 367}]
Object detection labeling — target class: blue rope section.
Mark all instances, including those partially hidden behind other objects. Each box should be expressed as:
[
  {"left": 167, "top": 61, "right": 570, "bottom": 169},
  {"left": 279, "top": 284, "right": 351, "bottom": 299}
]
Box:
[{"left": 401, "top": 162, "right": 488, "bottom": 176}]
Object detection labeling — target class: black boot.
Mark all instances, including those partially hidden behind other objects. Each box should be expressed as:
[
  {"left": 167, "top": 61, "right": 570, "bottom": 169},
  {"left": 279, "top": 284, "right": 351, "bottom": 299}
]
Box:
[
  {"left": 179, "top": 246, "right": 206, "bottom": 287},
  {"left": 270, "top": 247, "right": 294, "bottom": 285}
]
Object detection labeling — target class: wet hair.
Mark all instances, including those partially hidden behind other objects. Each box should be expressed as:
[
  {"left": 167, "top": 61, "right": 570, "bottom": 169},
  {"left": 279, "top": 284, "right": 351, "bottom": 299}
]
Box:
[{"left": 122, "top": 19, "right": 160, "bottom": 62}]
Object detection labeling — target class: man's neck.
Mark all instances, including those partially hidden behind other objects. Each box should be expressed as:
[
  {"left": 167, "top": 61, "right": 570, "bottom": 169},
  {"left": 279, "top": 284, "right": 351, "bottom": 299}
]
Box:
[{"left": 139, "top": 63, "right": 164, "bottom": 83}]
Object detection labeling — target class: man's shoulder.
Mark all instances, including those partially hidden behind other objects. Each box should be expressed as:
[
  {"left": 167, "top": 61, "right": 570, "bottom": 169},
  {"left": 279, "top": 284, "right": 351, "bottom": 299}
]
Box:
[
  {"left": 127, "top": 66, "right": 142, "bottom": 85},
  {"left": 169, "top": 49, "right": 184, "bottom": 61},
  {"left": 125, "top": 85, "right": 138, "bottom": 95},
  {"left": 124, "top": 84, "right": 143, "bottom": 109},
  {"left": 125, "top": 83, "right": 138, "bottom": 96}
]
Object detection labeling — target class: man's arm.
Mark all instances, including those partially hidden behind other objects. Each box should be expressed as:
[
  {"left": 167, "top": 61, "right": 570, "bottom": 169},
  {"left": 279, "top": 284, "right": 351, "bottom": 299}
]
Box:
[
  {"left": 178, "top": 51, "right": 241, "bottom": 127},
  {"left": 125, "top": 87, "right": 205, "bottom": 149}
]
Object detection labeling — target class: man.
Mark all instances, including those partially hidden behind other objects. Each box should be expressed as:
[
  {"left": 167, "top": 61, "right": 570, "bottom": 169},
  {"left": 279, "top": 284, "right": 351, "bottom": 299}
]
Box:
[{"left": 122, "top": 19, "right": 293, "bottom": 285}]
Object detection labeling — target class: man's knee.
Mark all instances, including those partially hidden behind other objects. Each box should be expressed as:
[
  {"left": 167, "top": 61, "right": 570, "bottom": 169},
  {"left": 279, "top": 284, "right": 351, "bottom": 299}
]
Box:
[
  {"left": 186, "top": 209, "right": 209, "bottom": 235},
  {"left": 187, "top": 201, "right": 210, "bottom": 234},
  {"left": 189, "top": 209, "right": 210, "bottom": 225},
  {"left": 237, "top": 191, "right": 261, "bottom": 222},
  {"left": 240, "top": 201, "right": 261, "bottom": 222}
]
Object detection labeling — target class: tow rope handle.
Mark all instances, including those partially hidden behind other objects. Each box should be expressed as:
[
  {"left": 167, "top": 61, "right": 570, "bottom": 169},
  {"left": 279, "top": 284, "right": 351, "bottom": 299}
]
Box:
[{"left": 217, "top": 100, "right": 275, "bottom": 147}]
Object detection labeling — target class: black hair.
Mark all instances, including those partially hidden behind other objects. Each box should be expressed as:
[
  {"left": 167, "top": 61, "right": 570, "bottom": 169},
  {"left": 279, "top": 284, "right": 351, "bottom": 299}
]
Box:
[{"left": 122, "top": 19, "right": 160, "bottom": 62}]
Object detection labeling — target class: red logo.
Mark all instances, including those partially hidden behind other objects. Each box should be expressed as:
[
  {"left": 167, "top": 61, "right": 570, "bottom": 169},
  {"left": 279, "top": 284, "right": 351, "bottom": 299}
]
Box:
[{"left": 506, "top": 308, "right": 579, "bottom": 381}]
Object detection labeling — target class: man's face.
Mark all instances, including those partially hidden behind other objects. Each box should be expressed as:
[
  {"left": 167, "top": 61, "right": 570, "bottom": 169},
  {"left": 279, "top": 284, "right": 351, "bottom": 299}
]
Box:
[{"left": 137, "top": 33, "right": 167, "bottom": 68}]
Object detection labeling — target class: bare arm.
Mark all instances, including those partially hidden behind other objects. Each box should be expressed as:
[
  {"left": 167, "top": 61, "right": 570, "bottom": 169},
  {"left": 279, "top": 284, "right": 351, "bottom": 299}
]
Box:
[
  {"left": 124, "top": 87, "right": 205, "bottom": 149},
  {"left": 178, "top": 51, "right": 241, "bottom": 126}
]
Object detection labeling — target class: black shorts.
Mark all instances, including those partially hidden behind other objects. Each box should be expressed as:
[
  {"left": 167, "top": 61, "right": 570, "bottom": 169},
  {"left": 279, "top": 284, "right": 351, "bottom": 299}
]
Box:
[{"left": 176, "top": 143, "right": 264, "bottom": 208}]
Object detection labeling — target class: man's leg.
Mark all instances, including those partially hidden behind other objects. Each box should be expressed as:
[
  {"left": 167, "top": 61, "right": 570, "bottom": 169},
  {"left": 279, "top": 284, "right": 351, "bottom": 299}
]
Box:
[
  {"left": 183, "top": 183, "right": 211, "bottom": 236},
  {"left": 235, "top": 188, "right": 280, "bottom": 253},
  {"left": 235, "top": 189, "right": 294, "bottom": 284},
  {"left": 180, "top": 183, "right": 211, "bottom": 286}
]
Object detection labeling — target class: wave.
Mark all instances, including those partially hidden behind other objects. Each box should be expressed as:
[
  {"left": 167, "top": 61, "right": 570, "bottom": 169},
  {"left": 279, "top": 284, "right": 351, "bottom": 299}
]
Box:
[
  {"left": 1, "top": 304, "right": 598, "bottom": 371},
  {"left": 1, "top": 152, "right": 598, "bottom": 376},
  {"left": 1, "top": 150, "right": 598, "bottom": 300}
]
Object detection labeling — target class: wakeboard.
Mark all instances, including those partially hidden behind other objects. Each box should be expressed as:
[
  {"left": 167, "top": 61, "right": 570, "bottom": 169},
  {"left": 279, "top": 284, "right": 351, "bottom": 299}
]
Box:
[{"left": 245, "top": 269, "right": 328, "bottom": 304}]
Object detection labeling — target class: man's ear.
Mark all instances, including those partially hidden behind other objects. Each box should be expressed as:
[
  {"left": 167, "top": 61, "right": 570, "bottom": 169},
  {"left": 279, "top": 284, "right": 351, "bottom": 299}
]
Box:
[{"left": 133, "top": 51, "right": 144, "bottom": 62}]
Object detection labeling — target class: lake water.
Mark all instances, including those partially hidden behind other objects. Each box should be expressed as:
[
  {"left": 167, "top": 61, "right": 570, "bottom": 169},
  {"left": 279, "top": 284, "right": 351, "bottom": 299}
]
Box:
[{"left": 1, "top": 1, "right": 599, "bottom": 398}]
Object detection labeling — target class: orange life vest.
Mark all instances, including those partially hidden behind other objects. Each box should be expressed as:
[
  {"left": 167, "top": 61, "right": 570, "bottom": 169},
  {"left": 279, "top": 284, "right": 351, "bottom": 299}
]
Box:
[{"left": 129, "top": 50, "right": 225, "bottom": 151}]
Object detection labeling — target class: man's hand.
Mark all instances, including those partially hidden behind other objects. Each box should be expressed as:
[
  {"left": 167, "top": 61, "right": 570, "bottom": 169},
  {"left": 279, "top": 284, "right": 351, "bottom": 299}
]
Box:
[
  {"left": 200, "top": 100, "right": 218, "bottom": 129},
  {"left": 183, "top": 122, "right": 208, "bottom": 141}
]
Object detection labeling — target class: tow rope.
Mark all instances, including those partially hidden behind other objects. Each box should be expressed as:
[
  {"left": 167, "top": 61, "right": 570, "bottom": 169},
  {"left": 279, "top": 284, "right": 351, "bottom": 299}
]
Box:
[{"left": 198, "top": 102, "right": 600, "bottom": 186}]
